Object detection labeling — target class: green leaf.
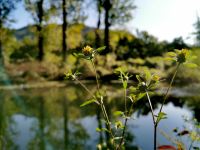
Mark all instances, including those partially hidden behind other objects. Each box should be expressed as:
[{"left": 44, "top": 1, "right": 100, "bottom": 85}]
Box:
[
  {"left": 166, "top": 52, "right": 177, "bottom": 57},
  {"left": 101, "top": 128, "right": 110, "bottom": 133},
  {"left": 73, "top": 53, "right": 85, "bottom": 58},
  {"left": 144, "top": 69, "right": 151, "bottom": 83},
  {"left": 183, "top": 62, "right": 198, "bottom": 68},
  {"left": 137, "top": 93, "right": 145, "bottom": 100},
  {"left": 115, "top": 121, "right": 124, "bottom": 129},
  {"left": 96, "top": 127, "right": 110, "bottom": 133},
  {"left": 96, "top": 127, "right": 101, "bottom": 132},
  {"left": 114, "top": 111, "right": 124, "bottom": 116},
  {"left": 144, "top": 69, "right": 151, "bottom": 81},
  {"left": 96, "top": 46, "right": 106, "bottom": 53},
  {"left": 80, "top": 99, "right": 96, "bottom": 107},
  {"left": 136, "top": 75, "right": 142, "bottom": 82},
  {"left": 156, "top": 112, "right": 167, "bottom": 123},
  {"left": 164, "top": 57, "right": 176, "bottom": 62},
  {"left": 129, "top": 86, "right": 137, "bottom": 93}
]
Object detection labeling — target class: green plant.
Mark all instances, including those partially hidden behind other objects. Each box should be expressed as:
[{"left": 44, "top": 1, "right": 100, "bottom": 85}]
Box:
[{"left": 65, "top": 47, "right": 197, "bottom": 150}]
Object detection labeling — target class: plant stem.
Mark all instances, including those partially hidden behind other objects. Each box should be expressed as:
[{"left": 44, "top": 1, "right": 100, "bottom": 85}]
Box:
[
  {"left": 159, "top": 63, "right": 180, "bottom": 114},
  {"left": 117, "top": 103, "right": 134, "bottom": 150},
  {"left": 124, "top": 87, "right": 127, "bottom": 116},
  {"left": 189, "top": 140, "right": 194, "bottom": 150},
  {"left": 91, "top": 59, "right": 116, "bottom": 147},
  {"left": 91, "top": 59, "right": 100, "bottom": 91},
  {"left": 74, "top": 78, "right": 95, "bottom": 98},
  {"left": 146, "top": 90, "right": 156, "bottom": 124},
  {"left": 154, "top": 124, "right": 157, "bottom": 150},
  {"left": 146, "top": 90, "right": 157, "bottom": 150}
]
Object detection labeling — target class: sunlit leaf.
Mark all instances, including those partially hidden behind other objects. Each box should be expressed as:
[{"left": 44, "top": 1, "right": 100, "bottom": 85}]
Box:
[
  {"left": 136, "top": 75, "right": 142, "bottom": 82},
  {"left": 96, "top": 46, "right": 106, "bottom": 52},
  {"left": 115, "top": 121, "right": 124, "bottom": 129},
  {"left": 166, "top": 52, "right": 177, "bottom": 57},
  {"left": 164, "top": 57, "right": 176, "bottom": 62},
  {"left": 101, "top": 128, "right": 110, "bottom": 133},
  {"left": 183, "top": 62, "right": 198, "bottom": 68},
  {"left": 96, "top": 127, "right": 101, "bottom": 132},
  {"left": 96, "top": 128, "right": 110, "bottom": 133},
  {"left": 129, "top": 86, "right": 137, "bottom": 93},
  {"left": 144, "top": 69, "right": 151, "bottom": 84},
  {"left": 96, "top": 127, "right": 110, "bottom": 133},
  {"left": 137, "top": 92, "right": 145, "bottom": 100},
  {"left": 114, "top": 111, "right": 124, "bottom": 116},
  {"left": 156, "top": 112, "right": 167, "bottom": 123},
  {"left": 73, "top": 53, "right": 85, "bottom": 58},
  {"left": 80, "top": 99, "right": 96, "bottom": 107}
]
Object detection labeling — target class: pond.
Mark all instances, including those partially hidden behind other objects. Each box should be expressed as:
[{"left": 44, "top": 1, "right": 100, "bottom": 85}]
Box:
[{"left": 0, "top": 82, "right": 200, "bottom": 150}]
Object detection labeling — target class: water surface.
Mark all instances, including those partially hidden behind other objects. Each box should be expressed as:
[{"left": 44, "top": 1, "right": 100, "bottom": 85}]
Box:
[{"left": 0, "top": 83, "right": 200, "bottom": 150}]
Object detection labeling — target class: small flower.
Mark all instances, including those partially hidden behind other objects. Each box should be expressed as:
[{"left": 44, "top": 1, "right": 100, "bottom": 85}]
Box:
[
  {"left": 176, "top": 49, "right": 189, "bottom": 63},
  {"left": 165, "top": 48, "right": 197, "bottom": 68},
  {"left": 82, "top": 45, "right": 93, "bottom": 56},
  {"left": 152, "top": 75, "right": 160, "bottom": 82}
]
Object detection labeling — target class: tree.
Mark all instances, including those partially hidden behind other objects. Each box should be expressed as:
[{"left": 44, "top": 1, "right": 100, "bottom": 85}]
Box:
[
  {"left": 95, "top": 0, "right": 103, "bottom": 48},
  {"left": 0, "top": 0, "right": 20, "bottom": 65},
  {"left": 51, "top": 0, "right": 86, "bottom": 61},
  {"left": 166, "top": 36, "right": 189, "bottom": 51},
  {"left": 193, "top": 15, "right": 200, "bottom": 47},
  {"left": 102, "top": 0, "right": 136, "bottom": 54},
  {"left": 25, "top": 0, "right": 57, "bottom": 61},
  {"left": 25, "top": 0, "right": 46, "bottom": 61},
  {"left": 62, "top": 0, "right": 67, "bottom": 61}
]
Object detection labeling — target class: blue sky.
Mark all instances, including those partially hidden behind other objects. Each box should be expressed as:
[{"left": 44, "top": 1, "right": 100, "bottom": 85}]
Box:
[{"left": 10, "top": 0, "right": 200, "bottom": 44}]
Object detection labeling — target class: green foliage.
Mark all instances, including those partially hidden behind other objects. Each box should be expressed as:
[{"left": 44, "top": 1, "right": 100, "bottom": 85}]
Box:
[
  {"left": 10, "top": 37, "right": 37, "bottom": 61},
  {"left": 80, "top": 99, "right": 97, "bottom": 107},
  {"left": 156, "top": 112, "right": 167, "bottom": 124},
  {"left": 67, "top": 46, "right": 198, "bottom": 149}
]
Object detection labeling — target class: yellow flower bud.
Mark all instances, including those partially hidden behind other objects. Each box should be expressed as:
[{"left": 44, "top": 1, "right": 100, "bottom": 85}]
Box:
[
  {"left": 177, "top": 49, "right": 189, "bottom": 63},
  {"left": 152, "top": 75, "right": 160, "bottom": 81},
  {"left": 82, "top": 45, "right": 93, "bottom": 56}
]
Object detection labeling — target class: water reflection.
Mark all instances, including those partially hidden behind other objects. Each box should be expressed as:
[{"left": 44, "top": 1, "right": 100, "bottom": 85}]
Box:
[{"left": 0, "top": 83, "right": 199, "bottom": 149}]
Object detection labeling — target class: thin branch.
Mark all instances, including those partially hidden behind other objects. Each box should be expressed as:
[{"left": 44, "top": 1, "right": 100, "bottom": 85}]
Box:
[
  {"left": 146, "top": 90, "right": 156, "bottom": 124},
  {"left": 159, "top": 63, "right": 180, "bottom": 114}
]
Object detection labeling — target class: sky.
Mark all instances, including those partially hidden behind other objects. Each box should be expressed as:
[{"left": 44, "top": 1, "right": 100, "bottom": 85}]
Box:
[{"left": 10, "top": 0, "right": 200, "bottom": 44}]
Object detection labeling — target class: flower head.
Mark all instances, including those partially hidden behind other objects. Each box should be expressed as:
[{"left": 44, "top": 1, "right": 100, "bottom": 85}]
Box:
[
  {"left": 82, "top": 45, "right": 93, "bottom": 56},
  {"left": 152, "top": 75, "right": 160, "bottom": 82},
  {"left": 176, "top": 49, "right": 189, "bottom": 63}
]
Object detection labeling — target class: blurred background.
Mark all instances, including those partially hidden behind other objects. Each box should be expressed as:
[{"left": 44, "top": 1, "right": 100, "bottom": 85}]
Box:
[
  {"left": 0, "top": 0, "right": 200, "bottom": 149},
  {"left": 0, "top": 0, "right": 200, "bottom": 83}
]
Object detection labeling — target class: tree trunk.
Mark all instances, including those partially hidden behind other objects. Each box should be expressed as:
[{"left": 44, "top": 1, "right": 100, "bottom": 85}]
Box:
[
  {"left": 62, "top": 0, "right": 67, "bottom": 62},
  {"left": 95, "top": 0, "right": 102, "bottom": 48},
  {"left": 37, "top": 0, "right": 44, "bottom": 61},
  {"left": 103, "top": 0, "right": 111, "bottom": 54}
]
